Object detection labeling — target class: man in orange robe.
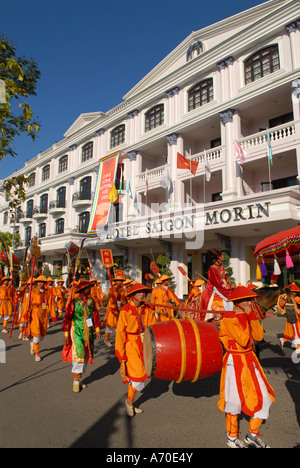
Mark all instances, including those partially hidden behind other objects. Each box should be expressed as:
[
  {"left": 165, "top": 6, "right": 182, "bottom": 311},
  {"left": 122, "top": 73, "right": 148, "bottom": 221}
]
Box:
[
  {"left": 0, "top": 277, "right": 14, "bottom": 333},
  {"left": 218, "top": 285, "right": 275, "bottom": 448},
  {"left": 115, "top": 283, "right": 156, "bottom": 416},
  {"left": 150, "top": 275, "right": 181, "bottom": 322},
  {"left": 26, "top": 275, "right": 57, "bottom": 361},
  {"left": 103, "top": 275, "right": 127, "bottom": 347},
  {"left": 53, "top": 279, "right": 67, "bottom": 318}
]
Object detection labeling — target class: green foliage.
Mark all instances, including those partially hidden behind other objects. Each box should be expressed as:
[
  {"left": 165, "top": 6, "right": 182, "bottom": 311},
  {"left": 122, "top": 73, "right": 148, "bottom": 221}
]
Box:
[
  {"left": 223, "top": 251, "right": 236, "bottom": 285},
  {"left": 0, "top": 37, "right": 41, "bottom": 160},
  {"left": 0, "top": 230, "right": 21, "bottom": 248},
  {"left": 155, "top": 254, "right": 176, "bottom": 290}
]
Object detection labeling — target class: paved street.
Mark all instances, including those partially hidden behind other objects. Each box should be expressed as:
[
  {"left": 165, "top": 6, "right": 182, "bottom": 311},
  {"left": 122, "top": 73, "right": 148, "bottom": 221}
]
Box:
[{"left": 0, "top": 314, "right": 299, "bottom": 450}]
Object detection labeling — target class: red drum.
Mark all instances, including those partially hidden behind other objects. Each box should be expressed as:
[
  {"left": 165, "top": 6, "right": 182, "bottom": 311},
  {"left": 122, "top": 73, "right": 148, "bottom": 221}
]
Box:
[{"left": 143, "top": 318, "right": 223, "bottom": 383}]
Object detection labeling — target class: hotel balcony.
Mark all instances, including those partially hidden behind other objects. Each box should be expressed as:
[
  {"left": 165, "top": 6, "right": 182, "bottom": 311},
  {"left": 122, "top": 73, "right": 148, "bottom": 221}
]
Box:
[
  {"left": 135, "top": 121, "right": 299, "bottom": 199},
  {"left": 33, "top": 206, "right": 48, "bottom": 220},
  {"left": 49, "top": 200, "right": 66, "bottom": 215},
  {"left": 18, "top": 212, "right": 33, "bottom": 224},
  {"left": 72, "top": 191, "right": 92, "bottom": 208}
]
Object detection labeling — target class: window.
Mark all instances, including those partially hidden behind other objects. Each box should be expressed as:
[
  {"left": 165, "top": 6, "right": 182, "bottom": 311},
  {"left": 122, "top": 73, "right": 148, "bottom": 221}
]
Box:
[
  {"left": 39, "top": 223, "right": 46, "bottom": 238},
  {"left": 80, "top": 176, "right": 91, "bottom": 199},
  {"left": 81, "top": 142, "right": 93, "bottom": 162},
  {"left": 145, "top": 105, "right": 164, "bottom": 132},
  {"left": 111, "top": 125, "right": 125, "bottom": 148},
  {"left": 57, "top": 187, "right": 66, "bottom": 208},
  {"left": 245, "top": 45, "right": 280, "bottom": 84},
  {"left": 26, "top": 200, "right": 34, "bottom": 218},
  {"left": 42, "top": 164, "right": 50, "bottom": 181},
  {"left": 40, "top": 194, "right": 48, "bottom": 214},
  {"left": 56, "top": 218, "right": 64, "bottom": 234},
  {"left": 25, "top": 226, "right": 32, "bottom": 246},
  {"left": 59, "top": 155, "right": 68, "bottom": 173},
  {"left": 188, "top": 79, "right": 214, "bottom": 111},
  {"left": 79, "top": 212, "right": 90, "bottom": 233},
  {"left": 3, "top": 211, "right": 8, "bottom": 224},
  {"left": 29, "top": 173, "right": 36, "bottom": 187}
]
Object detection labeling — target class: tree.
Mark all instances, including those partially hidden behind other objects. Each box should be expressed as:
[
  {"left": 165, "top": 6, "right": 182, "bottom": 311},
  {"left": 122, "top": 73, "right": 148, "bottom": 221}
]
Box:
[
  {"left": 0, "top": 37, "right": 41, "bottom": 160},
  {"left": 0, "top": 37, "right": 41, "bottom": 214}
]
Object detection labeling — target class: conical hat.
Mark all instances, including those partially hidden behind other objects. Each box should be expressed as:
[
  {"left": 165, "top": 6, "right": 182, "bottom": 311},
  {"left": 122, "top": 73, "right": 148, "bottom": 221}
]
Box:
[
  {"left": 285, "top": 282, "right": 300, "bottom": 292},
  {"left": 33, "top": 275, "right": 49, "bottom": 283},
  {"left": 227, "top": 285, "right": 258, "bottom": 302},
  {"left": 126, "top": 283, "right": 151, "bottom": 297}
]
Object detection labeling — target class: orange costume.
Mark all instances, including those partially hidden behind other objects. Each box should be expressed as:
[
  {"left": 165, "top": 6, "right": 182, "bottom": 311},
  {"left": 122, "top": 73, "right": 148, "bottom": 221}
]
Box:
[
  {"left": 103, "top": 277, "right": 127, "bottom": 346},
  {"left": 26, "top": 275, "right": 58, "bottom": 361},
  {"left": 218, "top": 285, "right": 275, "bottom": 448},
  {"left": 90, "top": 280, "right": 106, "bottom": 310},
  {"left": 183, "top": 279, "right": 205, "bottom": 320},
  {"left": 53, "top": 280, "right": 67, "bottom": 317},
  {"left": 0, "top": 277, "right": 14, "bottom": 333},
  {"left": 151, "top": 275, "right": 181, "bottom": 322},
  {"left": 115, "top": 283, "right": 156, "bottom": 416}
]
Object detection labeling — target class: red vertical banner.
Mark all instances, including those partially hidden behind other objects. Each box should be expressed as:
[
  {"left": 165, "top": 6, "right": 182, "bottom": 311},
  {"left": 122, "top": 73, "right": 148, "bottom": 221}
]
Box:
[{"left": 88, "top": 151, "right": 121, "bottom": 235}]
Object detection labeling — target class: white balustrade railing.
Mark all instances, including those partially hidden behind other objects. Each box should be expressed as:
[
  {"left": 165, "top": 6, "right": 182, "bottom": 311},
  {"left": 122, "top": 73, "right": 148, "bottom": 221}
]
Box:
[{"left": 239, "top": 122, "right": 296, "bottom": 151}]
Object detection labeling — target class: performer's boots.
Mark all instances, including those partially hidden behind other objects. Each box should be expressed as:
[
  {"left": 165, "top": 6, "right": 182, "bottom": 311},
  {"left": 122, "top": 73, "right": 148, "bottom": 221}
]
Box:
[
  {"left": 72, "top": 373, "right": 87, "bottom": 393},
  {"left": 104, "top": 332, "right": 112, "bottom": 347}
]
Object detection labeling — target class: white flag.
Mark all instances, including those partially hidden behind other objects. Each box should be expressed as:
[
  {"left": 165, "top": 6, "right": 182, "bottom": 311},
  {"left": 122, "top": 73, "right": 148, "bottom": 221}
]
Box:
[
  {"left": 159, "top": 165, "right": 171, "bottom": 190},
  {"left": 204, "top": 151, "right": 211, "bottom": 182},
  {"left": 234, "top": 140, "right": 247, "bottom": 165}
]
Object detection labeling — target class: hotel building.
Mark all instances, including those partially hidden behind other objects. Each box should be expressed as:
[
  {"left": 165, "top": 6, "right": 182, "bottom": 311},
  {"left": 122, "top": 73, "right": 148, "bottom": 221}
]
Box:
[{"left": 1, "top": 0, "right": 300, "bottom": 298}]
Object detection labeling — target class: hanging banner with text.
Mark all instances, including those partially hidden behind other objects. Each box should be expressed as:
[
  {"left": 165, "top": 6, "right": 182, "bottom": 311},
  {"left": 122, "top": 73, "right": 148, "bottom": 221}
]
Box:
[{"left": 88, "top": 151, "right": 121, "bottom": 235}]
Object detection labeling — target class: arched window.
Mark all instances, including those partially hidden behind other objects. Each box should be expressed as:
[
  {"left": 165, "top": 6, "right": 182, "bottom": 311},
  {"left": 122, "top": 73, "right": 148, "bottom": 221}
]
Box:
[
  {"left": 81, "top": 142, "right": 93, "bottom": 162},
  {"left": 145, "top": 104, "right": 164, "bottom": 132},
  {"left": 56, "top": 218, "right": 64, "bottom": 235},
  {"left": 59, "top": 155, "right": 68, "bottom": 173},
  {"left": 42, "top": 164, "right": 50, "bottom": 181},
  {"left": 111, "top": 125, "right": 125, "bottom": 148},
  {"left": 79, "top": 176, "right": 91, "bottom": 200},
  {"left": 188, "top": 79, "right": 213, "bottom": 111},
  {"left": 29, "top": 172, "right": 36, "bottom": 187},
  {"left": 57, "top": 186, "right": 66, "bottom": 208},
  {"left": 39, "top": 223, "right": 46, "bottom": 238},
  {"left": 79, "top": 212, "right": 90, "bottom": 233},
  {"left": 40, "top": 193, "right": 48, "bottom": 214},
  {"left": 245, "top": 45, "right": 280, "bottom": 84}
]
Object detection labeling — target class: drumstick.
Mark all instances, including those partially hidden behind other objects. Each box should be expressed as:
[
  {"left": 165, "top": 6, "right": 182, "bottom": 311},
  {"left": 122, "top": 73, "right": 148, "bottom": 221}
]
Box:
[{"left": 195, "top": 271, "right": 208, "bottom": 282}]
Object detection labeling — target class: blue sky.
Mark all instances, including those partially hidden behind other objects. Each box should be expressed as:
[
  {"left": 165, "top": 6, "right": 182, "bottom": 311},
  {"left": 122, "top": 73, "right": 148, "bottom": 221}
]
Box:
[{"left": 0, "top": 0, "right": 265, "bottom": 179}]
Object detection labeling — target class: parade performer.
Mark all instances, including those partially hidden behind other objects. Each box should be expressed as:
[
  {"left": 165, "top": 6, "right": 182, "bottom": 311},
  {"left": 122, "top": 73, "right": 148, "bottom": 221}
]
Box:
[
  {"left": 16, "top": 279, "right": 30, "bottom": 340},
  {"left": 62, "top": 279, "right": 101, "bottom": 393},
  {"left": 277, "top": 283, "right": 300, "bottom": 356},
  {"left": 123, "top": 278, "right": 133, "bottom": 295},
  {"left": 53, "top": 278, "right": 67, "bottom": 318},
  {"left": 90, "top": 280, "right": 106, "bottom": 310},
  {"left": 182, "top": 279, "right": 205, "bottom": 320},
  {"left": 115, "top": 283, "right": 156, "bottom": 417},
  {"left": 218, "top": 285, "right": 275, "bottom": 448},
  {"left": 0, "top": 276, "right": 14, "bottom": 333},
  {"left": 151, "top": 275, "right": 181, "bottom": 322},
  {"left": 26, "top": 275, "right": 58, "bottom": 361},
  {"left": 201, "top": 250, "right": 234, "bottom": 316},
  {"left": 103, "top": 275, "right": 126, "bottom": 347}
]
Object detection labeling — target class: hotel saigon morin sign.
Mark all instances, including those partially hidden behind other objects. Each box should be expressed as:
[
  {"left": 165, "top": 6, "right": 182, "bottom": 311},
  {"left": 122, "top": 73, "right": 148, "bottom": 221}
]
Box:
[{"left": 101, "top": 202, "right": 270, "bottom": 244}]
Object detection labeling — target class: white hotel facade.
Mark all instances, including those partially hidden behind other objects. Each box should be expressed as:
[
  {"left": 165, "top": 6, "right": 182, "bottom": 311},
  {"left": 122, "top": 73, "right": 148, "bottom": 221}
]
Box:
[{"left": 1, "top": 0, "right": 300, "bottom": 298}]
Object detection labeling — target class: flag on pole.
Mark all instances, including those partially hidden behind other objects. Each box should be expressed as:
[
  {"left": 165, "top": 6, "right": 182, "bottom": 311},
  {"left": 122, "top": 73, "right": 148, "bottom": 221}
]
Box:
[
  {"left": 177, "top": 152, "right": 199, "bottom": 176},
  {"left": 118, "top": 165, "right": 123, "bottom": 194},
  {"left": 126, "top": 177, "right": 133, "bottom": 199},
  {"left": 204, "top": 151, "right": 211, "bottom": 182},
  {"left": 159, "top": 165, "right": 172, "bottom": 190},
  {"left": 65, "top": 241, "right": 80, "bottom": 259},
  {"left": 108, "top": 184, "right": 118, "bottom": 204},
  {"left": 144, "top": 169, "right": 148, "bottom": 196},
  {"left": 234, "top": 140, "right": 247, "bottom": 165},
  {"left": 266, "top": 128, "right": 273, "bottom": 165},
  {"left": 0, "top": 238, "right": 19, "bottom": 271}
]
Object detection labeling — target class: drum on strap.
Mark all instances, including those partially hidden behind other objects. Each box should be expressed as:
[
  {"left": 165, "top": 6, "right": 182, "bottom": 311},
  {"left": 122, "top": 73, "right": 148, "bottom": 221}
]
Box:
[{"left": 143, "top": 318, "right": 223, "bottom": 383}]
